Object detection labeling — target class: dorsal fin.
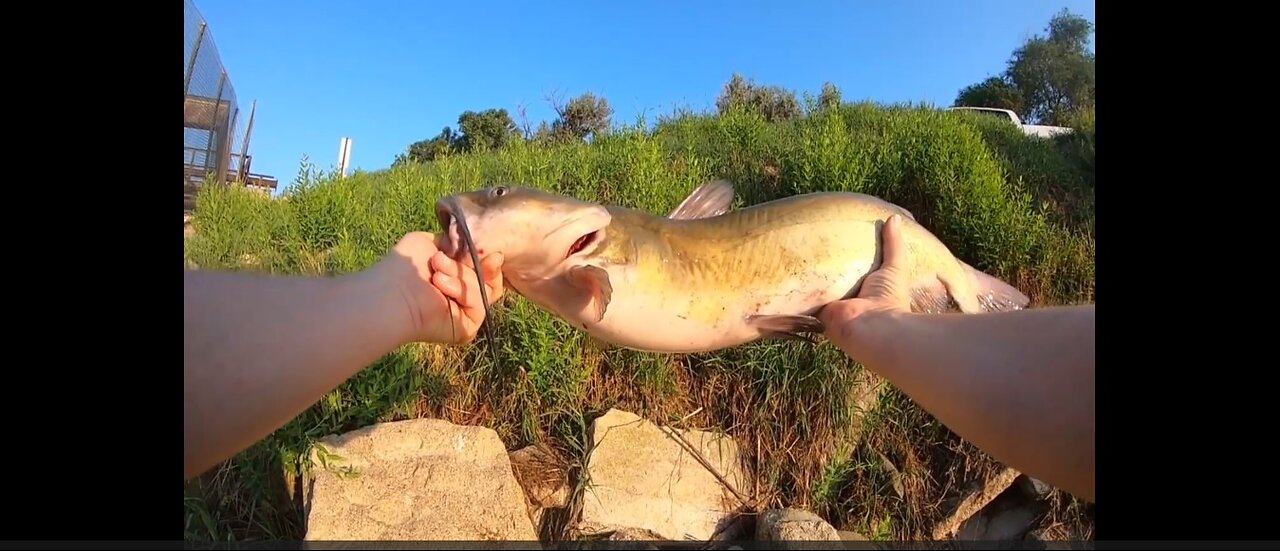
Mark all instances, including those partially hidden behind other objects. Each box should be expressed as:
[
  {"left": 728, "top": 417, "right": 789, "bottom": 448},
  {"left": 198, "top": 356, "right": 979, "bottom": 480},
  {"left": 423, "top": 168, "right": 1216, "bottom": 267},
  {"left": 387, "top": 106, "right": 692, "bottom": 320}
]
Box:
[{"left": 667, "top": 179, "right": 735, "bottom": 220}]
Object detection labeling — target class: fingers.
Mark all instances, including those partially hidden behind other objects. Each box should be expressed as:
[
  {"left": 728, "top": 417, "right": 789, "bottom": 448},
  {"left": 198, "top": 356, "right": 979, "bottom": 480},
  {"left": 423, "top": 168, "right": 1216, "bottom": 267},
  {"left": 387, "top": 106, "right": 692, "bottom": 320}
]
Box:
[
  {"left": 430, "top": 251, "right": 505, "bottom": 308},
  {"left": 430, "top": 250, "right": 462, "bottom": 280},
  {"left": 816, "top": 299, "right": 867, "bottom": 352},
  {"left": 817, "top": 299, "right": 859, "bottom": 331},
  {"left": 480, "top": 253, "right": 505, "bottom": 301},
  {"left": 431, "top": 270, "right": 464, "bottom": 304},
  {"left": 880, "top": 214, "right": 910, "bottom": 270}
]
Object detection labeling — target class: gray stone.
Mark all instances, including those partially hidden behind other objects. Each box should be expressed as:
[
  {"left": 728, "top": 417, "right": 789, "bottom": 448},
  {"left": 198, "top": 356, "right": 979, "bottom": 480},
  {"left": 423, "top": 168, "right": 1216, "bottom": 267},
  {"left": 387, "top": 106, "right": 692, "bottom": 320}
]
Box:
[
  {"left": 303, "top": 418, "right": 538, "bottom": 542},
  {"left": 838, "top": 529, "right": 870, "bottom": 540},
  {"left": 509, "top": 443, "right": 571, "bottom": 529},
  {"left": 930, "top": 466, "right": 1022, "bottom": 541},
  {"left": 954, "top": 484, "right": 1044, "bottom": 542},
  {"left": 1018, "top": 475, "right": 1055, "bottom": 499},
  {"left": 577, "top": 408, "right": 751, "bottom": 541},
  {"left": 755, "top": 508, "right": 841, "bottom": 542}
]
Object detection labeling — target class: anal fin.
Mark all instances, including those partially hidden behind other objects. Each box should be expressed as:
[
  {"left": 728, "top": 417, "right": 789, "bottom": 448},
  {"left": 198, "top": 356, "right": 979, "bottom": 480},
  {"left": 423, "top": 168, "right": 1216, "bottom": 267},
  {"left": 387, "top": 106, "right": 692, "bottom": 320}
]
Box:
[
  {"left": 748, "top": 314, "right": 826, "bottom": 343},
  {"left": 910, "top": 285, "right": 958, "bottom": 314},
  {"left": 960, "top": 261, "right": 1031, "bottom": 312}
]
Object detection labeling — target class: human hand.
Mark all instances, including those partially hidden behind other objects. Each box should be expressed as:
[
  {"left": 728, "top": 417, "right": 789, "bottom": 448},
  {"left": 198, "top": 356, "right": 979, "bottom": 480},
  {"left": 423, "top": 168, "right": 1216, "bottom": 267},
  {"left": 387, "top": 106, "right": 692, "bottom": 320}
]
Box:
[
  {"left": 375, "top": 231, "right": 504, "bottom": 345},
  {"left": 818, "top": 214, "right": 914, "bottom": 347}
]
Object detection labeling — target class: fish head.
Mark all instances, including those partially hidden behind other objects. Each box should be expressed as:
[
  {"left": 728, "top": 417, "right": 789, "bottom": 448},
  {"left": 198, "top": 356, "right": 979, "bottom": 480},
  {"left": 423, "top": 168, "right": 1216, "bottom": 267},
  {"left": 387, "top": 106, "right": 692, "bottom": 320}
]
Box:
[{"left": 434, "top": 184, "right": 613, "bottom": 281}]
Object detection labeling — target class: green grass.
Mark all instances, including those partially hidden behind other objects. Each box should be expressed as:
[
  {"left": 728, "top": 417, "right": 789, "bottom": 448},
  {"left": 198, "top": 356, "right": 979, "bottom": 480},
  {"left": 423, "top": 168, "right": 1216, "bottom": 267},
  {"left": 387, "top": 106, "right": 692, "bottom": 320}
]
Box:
[{"left": 183, "top": 101, "right": 1095, "bottom": 541}]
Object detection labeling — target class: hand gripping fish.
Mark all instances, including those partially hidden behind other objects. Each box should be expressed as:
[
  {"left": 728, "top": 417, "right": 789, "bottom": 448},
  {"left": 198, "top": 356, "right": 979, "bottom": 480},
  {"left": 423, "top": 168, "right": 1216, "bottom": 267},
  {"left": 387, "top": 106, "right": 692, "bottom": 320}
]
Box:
[{"left": 435, "top": 180, "right": 1030, "bottom": 354}]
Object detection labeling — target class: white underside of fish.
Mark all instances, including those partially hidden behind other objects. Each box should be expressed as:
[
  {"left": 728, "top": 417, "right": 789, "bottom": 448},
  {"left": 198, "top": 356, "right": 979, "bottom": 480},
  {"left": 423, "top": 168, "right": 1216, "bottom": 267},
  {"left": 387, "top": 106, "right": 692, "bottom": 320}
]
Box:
[{"left": 584, "top": 255, "right": 877, "bottom": 353}]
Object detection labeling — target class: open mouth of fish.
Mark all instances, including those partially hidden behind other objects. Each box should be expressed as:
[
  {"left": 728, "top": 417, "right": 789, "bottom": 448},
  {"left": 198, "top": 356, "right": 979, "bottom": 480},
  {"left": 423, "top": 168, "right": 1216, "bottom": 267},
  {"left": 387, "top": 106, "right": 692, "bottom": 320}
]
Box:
[
  {"left": 434, "top": 201, "right": 473, "bottom": 259},
  {"left": 563, "top": 230, "right": 599, "bottom": 259}
]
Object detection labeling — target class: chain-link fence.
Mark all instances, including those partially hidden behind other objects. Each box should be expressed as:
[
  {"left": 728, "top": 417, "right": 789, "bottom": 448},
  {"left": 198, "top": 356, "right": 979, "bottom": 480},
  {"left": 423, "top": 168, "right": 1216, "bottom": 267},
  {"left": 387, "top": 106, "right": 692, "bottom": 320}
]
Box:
[{"left": 184, "top": 0, "right": 241, "bottom": 186}]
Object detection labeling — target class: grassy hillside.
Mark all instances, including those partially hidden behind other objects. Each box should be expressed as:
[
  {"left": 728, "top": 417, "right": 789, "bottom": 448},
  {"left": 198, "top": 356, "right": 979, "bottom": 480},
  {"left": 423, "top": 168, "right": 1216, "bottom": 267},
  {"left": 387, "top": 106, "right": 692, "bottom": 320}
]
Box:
[{"left": 183, "top": 101, "right": 1095, "bottom": 541}]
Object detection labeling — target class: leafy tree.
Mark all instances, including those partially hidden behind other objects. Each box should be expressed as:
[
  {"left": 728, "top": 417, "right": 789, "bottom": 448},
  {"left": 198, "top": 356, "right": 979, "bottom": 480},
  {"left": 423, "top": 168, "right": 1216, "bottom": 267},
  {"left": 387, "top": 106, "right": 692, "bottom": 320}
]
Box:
[
  {"left": 818, "top": 82, "right": 842, "bottom": 111},
  {"left": 955, "top": 76, "right": 1025, "bottom": 114},
  {"left": 399, "top": 126, "right": 457, "bottom": 164},
  {"left": 953, "top": 8, "right": 1095, "bottom": 125},
  {"left": 1006, "top": 9, "right": 1095, "bottom": 125},
  {"left": 715, "top": 73, "right": 801, "bottom": 122},
  {"left": 396, "top": 108, "right": 523, "bottom": 165},
  {"left": 456, "top": 108, "right": 520, "bottom": 152},
  {"left": 531, "top": 120, "right": 555, "bottom": 143},
  {"left": 549, "top": 91, "right": 613, "bottom": 142}
]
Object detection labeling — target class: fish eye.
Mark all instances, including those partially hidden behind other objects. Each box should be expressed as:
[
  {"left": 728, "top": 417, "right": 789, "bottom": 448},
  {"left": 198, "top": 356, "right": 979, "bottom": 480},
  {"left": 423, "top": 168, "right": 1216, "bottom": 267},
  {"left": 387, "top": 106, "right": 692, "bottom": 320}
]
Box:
[{"left": 490, "top": 186, "right": 509, "bottom": 199}]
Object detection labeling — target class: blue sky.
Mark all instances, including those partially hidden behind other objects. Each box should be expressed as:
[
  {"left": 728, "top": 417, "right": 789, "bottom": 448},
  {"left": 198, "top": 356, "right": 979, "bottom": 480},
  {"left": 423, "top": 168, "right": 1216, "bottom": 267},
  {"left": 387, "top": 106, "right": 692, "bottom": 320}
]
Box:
[{"left": 192, "top": 0, "right": 1094, "bottom": 192}]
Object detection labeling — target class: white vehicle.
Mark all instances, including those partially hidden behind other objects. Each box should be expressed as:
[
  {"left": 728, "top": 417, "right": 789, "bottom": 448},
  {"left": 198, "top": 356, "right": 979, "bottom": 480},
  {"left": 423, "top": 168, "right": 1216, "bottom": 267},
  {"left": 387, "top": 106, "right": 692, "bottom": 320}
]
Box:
[{"left": 946, "top": 106, "right": 1074, "bottom": 139}]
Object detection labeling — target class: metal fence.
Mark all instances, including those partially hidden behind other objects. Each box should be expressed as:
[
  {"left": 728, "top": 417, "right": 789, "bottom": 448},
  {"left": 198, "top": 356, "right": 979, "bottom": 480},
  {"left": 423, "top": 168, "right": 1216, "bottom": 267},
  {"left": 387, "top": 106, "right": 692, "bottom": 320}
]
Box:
[{"left": 184, "top": 0, "right": 241, "bottom": 185}]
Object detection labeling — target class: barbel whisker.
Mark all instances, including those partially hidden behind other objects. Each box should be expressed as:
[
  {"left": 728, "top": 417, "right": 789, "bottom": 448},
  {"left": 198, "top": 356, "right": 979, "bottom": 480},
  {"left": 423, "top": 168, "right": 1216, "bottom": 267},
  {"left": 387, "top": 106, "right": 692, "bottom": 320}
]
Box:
[{"left": 452, "top": 210, "right": 502, "bottom": 372}]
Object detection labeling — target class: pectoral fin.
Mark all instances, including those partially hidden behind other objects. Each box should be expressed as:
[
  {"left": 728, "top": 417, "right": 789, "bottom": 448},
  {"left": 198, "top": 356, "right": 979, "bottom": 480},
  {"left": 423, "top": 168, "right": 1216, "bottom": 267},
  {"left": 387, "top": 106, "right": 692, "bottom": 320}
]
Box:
[
  {"left": 567, "top": 265, "right": 613, "bottom": 323},
  {"left": 748, "top": 314, "right": 826, "bottom": 343},
  {"left": 667, "top": 179, "right": 735, "bottom": 220}
]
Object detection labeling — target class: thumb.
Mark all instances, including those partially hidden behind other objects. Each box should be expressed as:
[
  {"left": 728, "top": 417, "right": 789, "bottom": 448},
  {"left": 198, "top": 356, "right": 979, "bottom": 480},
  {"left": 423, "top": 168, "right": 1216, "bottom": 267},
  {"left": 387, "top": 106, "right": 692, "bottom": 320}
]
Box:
[{"left": 879, "top": 214, "right": 911, "bottom": 270}]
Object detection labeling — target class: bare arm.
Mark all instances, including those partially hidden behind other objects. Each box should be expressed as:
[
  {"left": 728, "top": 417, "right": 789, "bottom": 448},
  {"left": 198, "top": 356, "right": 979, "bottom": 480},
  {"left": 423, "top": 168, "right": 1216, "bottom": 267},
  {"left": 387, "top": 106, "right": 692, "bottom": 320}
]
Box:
[
  {"left": 818, "top": 214, "right": 1094, "bottom": 502},
  {"left": 184, "top": 233, "right": 502, "bottom": 480},
  {"left": 828, "top": 305, "right": 1094, "bottom": 502}
]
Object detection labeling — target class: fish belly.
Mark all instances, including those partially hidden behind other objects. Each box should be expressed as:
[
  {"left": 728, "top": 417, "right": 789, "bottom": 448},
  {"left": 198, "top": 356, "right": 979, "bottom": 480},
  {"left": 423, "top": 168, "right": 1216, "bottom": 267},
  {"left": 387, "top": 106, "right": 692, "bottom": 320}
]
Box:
[{"left": 587, "top": 219, "right": 883, "bottom": 353}]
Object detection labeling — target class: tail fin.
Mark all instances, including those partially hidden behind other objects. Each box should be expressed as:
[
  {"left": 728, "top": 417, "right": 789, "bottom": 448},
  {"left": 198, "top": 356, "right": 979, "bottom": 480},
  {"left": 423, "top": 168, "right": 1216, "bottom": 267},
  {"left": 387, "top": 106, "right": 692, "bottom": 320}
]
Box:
[{"left": 961, "top": 261, "right": 1031, "bottom": 312}]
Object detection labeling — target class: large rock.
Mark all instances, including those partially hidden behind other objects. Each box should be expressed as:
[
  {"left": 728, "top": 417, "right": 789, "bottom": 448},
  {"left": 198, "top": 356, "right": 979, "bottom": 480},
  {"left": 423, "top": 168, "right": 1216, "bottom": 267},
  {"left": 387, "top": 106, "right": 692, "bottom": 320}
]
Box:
[
  {"left": 303, "top": 418, "right": 538, "bottom": 542},
  {"left": 954, "top": 484, "right": 1044, "bottom": 542},
  {"left": 1017, "top": 475, "right": 1054, "bottom": 500},
  {"left": 509, "top": 443, "right": 571, "bottom": 530},
  {"left": 755, "top": 508, "right": 841, "bottom": 543},
  {"left": 577, "top": 408, "right": 751, "bottom": 541},
  {"left": 930, "top": 465, "right": 1022, "bottom": 541}
]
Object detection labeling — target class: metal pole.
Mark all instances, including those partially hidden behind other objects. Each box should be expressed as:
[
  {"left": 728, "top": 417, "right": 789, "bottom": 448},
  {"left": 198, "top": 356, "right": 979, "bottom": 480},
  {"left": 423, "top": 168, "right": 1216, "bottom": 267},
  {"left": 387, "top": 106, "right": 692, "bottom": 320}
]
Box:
[
  {"left": 203, "top": 71, "right": 225, "bottom": 183},
  {"left": 225, "top": 106, "right": 239, "bottom": 183},
  {"left": 338, "top": 137, "right": 352, "bottom": 178},
  {"left": 238, "top": 100, "right": 257, "bottom": 183},
  {"left": 184, "top": 21, "right": 206, "bottom": 96}
]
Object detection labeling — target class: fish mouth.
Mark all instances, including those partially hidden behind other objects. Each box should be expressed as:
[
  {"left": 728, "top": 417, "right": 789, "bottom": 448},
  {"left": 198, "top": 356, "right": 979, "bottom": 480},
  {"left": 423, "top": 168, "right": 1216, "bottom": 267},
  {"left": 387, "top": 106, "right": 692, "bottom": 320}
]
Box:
[
  {"left": 434, "top": 199, "right": 465, "bottom": 258},
  {"left": 432, "top": 196, "right": 502, "bottom": 372},
  {"left": 565, "top": 230, "right": 600, "bottom": 259}
]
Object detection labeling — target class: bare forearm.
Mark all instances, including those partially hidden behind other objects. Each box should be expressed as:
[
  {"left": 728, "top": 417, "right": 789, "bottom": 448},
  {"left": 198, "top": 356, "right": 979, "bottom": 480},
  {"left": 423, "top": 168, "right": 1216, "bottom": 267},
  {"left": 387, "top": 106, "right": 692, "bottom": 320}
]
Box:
[
  {"left": 842, "top": 305, "right": 1094, "bottom": 501},
  {"left": 183, "top": 268, "right": 414, "bottom": 479}
]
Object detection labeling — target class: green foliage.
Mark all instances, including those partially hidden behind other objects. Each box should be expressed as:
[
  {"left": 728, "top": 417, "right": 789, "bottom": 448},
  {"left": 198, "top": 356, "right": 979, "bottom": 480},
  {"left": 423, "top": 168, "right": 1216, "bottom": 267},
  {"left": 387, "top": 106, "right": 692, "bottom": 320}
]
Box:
[
  {"left": 715, "top": 72, "right": 802, "bottom": 123},
  {"left": 547, "top": 91, "right": 614, "bottom": 143},
  {"left": 818, "top": 82, "right": 842, "bottom": 112},
  {"left": 955, "top": 76, "right": 1025, "bottom": 114},
  {"left": 396, "top": 92, "right": 615, "bottom": 166},
  {"left": 393, "top": 108, "right": 522, "bottom": 165},
  {"left": 456, "top": 108, "right": 521, "bottom": 152},
  {"left": 954, "top": 8, "right": 1095, "bottom": 125}
]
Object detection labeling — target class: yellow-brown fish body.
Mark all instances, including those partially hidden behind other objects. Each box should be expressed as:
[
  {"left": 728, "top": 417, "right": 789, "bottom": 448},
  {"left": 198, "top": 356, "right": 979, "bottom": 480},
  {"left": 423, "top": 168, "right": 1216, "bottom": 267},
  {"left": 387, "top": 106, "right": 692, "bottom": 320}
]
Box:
[{"left": 435, "top": 181, "right": 1029, "bottom": 354}]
